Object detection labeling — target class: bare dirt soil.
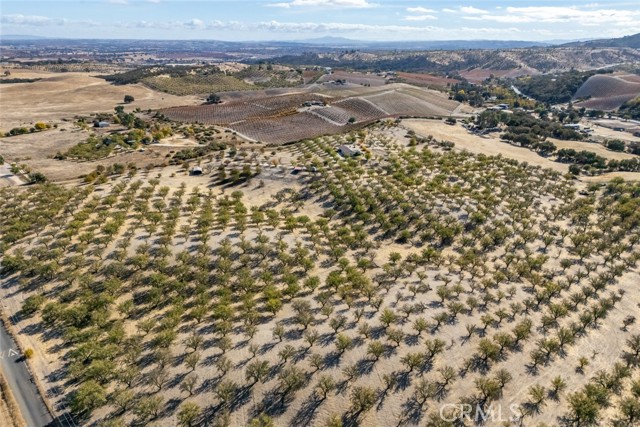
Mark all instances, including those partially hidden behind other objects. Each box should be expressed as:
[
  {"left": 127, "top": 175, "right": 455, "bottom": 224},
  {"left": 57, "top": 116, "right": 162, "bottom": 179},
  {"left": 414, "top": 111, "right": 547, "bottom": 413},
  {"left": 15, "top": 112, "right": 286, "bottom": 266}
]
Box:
[{"left": 402, "top": 119, "right": 570, "bottom": 173}]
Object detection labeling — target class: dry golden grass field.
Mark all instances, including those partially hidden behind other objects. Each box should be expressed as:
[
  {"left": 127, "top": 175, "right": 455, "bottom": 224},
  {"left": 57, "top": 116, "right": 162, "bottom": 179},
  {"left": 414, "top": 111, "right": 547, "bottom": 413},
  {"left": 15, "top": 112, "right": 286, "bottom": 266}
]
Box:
[{"left": 0, "top": 69, "right": 201, "bottom": 130}]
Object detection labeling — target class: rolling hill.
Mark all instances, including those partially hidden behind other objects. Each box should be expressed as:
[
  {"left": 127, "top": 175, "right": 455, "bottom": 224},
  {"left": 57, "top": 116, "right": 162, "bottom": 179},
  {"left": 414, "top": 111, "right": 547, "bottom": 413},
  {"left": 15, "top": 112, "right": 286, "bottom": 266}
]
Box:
[
  {"left": 561, "top": 32, "right": 640, "bottom": 49},
  {"left": 573, "top": 74, "right": 640, "bottom": 110}
]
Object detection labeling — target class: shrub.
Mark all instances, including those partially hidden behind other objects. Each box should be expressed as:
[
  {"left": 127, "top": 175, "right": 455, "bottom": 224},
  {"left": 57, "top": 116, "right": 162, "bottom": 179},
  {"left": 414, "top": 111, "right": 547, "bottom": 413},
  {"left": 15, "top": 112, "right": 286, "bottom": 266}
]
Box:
[
  {"left": 28, "top": 172, "right": 47, "bottom": 184},
  {"left": 605, "top": 139, "right": 626, "bottom": 152}
]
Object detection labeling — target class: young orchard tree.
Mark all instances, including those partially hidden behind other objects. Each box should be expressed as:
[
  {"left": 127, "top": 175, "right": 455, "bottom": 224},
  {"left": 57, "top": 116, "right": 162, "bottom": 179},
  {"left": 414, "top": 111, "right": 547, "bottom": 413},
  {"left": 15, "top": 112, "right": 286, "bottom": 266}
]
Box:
[
  {"left": 278, "top": 365, "right": 306, "bottom": 404},
  {"left": 349, "top": 386, "right": 377, "bottom": 418},
  {"left": 179, "top": 374, "right": 199, "bottom": 396},
  {"left": 335, "top": 334, "right": 354, "bottom": 356},
  {"left": 304, "top": 329, "right": 320, "bottom": 349},
  {"left": 315, "top": 375, "right": 336, "bottom": 400},
  {"left": 245, "top": 360, "right": 270, "bottom": 386},
  {"left": 549, "top": 376, "right": 567, "bottom": 399},
  {"left": 177, "top": 402, "right": 202, "bottom": 427}
]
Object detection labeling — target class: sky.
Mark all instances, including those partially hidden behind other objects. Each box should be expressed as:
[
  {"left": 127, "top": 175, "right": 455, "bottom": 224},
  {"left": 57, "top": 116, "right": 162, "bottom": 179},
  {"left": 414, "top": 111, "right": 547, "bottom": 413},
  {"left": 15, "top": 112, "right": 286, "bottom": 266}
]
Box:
[{"left": 1, "top": 1, "right": 640, "bottom": 41}]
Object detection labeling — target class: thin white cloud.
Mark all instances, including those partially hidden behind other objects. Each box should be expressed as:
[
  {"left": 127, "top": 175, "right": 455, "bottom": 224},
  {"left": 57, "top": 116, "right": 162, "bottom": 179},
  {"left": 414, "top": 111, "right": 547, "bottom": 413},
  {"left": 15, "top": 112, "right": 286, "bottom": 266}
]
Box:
[
  {"left": 404, "top": 6, "right": 437, "bottom": 21},
  {"left": 107, "top": 0, "right": 129, "bottom": 4},
  {"left": 405, "top": 15, "right": 437, "bottom": 21},
  {"left": 459, "top": 6, "right": 488, "bottom": 14},
  {"left": 121, "top": 18, "right": 437, "bottom": 33},
  {"left": 463, "top": 6, "right": 640, "bottom": 26},
  {"left": 442, "top": 8, "right": 456, "bottom": 13},
  {"left": 407, "top": 7, "right": 436, "bottom": 14},
  {"left": 268, "top": 0, "right": 375, "bottom": 9},
  {"left": 184, "top": 19, "right": 205, "bottom": 30},
  {"left": 121, "top": 19, "right": 244, "bottom": 31},
  {"left": 1, "top": 14, "right": 54, "bottom": 26},
  {"left": 1, "top": 14, "right": 98, "bottom": 27},
  {"left": 257, "top": 20, "right": 435, "bottom": 33}
]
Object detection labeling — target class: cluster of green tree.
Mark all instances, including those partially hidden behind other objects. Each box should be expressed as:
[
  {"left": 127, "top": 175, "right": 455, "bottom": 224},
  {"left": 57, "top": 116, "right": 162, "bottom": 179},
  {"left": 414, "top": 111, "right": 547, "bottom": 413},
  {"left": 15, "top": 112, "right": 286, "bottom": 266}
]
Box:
[
  {"left": 114, "top": 106, "right": 146, "bottom": 129},
  {"left": 83, "top": 163, "right": 137, "bottom": 184},
  {"left": 513, "top": 69, "right": 612, "bottom": 104},
  {"left": 618, "top": 96, "right": 640, "bottom": 120},
  {"left": 101, "top": 65, "right": 219, "bottom": 85},
  {"left": 450, "top": 82, "right": 537, "bottom": 109},
  {"left": 557, "top": 149, "right": 608, "bottom": 167},
  {"left": 0, "top": 78, "right": 42, "bottom": 84},
  {"left": 3, "top": 122, "right": 53, "bottom": 137},
  {"left": 477, "top": 110, "right": 584, "bottom": 141},
  {"left": 170, "top": 141, "right": 227, "bottom": 163},
  {"left": 501, "top": 133, "right": 557, "bottom": 155},
  {"left": 216, "top": 163, "right": 261, "bottom": 185},
  {"left": 61, "top": 129, "right": 148, "bottom": 161},
  {"left": 556, "top": 148, "right": 640, "bottom": 174},
  {"left": 604, "top": 139, "right": 640, "bottom": 154},
  {"left": 450, "top": 82, "right": 485, "bottom": 107},
  {"left": 205, "top": 93, "right": 221, "bottom": 104},
  {"left": 28, "top": 172, "right": 47, "bottom": 184}
]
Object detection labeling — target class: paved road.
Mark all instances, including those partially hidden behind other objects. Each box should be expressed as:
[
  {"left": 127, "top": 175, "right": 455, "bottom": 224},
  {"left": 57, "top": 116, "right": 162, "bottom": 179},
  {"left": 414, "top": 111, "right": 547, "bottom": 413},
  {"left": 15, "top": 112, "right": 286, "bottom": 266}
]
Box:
[{"left": 0, "top": 319, "right": 55, "bottom": 427}]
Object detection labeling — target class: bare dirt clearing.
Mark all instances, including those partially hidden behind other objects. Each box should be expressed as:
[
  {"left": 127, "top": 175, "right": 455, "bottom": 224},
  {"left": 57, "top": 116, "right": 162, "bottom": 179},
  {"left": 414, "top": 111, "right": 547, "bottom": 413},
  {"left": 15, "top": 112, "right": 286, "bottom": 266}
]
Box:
[{"left": 402, "top": 119, "right": 570, "bottom": 173}]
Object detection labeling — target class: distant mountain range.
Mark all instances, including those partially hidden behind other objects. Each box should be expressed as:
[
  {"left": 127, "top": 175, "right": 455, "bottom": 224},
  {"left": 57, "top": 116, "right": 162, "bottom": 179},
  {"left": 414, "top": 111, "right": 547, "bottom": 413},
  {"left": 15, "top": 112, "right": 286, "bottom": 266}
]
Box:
[
  {"left": 1, "top": 34, "right": 49, "bottom": 40},
  {"left": 560, "top": 32, "right": 640, "bottom": 49},
  {"left": 2, "top": 34, "right": 551, "bottom": 50},
  {"left": 2, "top": 32, "right": 639, "bottom": 51},
  {"left": 289, "top": 36, "right": 553, "bottom": 50}
]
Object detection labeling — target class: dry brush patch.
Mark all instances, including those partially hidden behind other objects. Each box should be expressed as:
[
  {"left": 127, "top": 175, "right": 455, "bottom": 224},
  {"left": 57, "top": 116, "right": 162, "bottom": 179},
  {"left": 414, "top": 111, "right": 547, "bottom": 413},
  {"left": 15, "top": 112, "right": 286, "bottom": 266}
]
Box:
[{"left": 0, "top": 129, "right": 639, "bottom": 427}]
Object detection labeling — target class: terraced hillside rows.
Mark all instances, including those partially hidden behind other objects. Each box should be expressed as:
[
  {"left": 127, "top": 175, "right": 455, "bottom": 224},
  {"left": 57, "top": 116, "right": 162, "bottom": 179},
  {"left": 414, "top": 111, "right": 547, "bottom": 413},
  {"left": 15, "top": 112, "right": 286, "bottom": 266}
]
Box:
[
  {"left": 229, "top": 112, "right": 345, "bottom": 144},
  {"left": 160, "top": 93, "right": 330, "bottom": 126},
  {"left": 362, "top": 89, "right": 457, "bottom": 117},
  {"left": 161, "top": 86, "right": 460, "bottom": 144},
  {"left": 0, "top": 128, "right": 639, "bottom": 427},
  {"left": 317, "top": 71, "right": 387, "bottom": 87},
  {"left": 397, "top": 72, "right": 460, "bottom": 88},
  {"left": 307, "top": 106, "right": 355, "bottom": 125}
]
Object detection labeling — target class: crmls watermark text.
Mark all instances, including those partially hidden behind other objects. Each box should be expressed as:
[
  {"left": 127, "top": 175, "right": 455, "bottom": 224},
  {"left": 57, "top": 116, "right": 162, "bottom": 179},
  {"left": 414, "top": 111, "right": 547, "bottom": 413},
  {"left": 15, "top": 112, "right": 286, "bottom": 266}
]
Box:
[{"left": 440, "top": 403, "right": 522, "bottom": 423}]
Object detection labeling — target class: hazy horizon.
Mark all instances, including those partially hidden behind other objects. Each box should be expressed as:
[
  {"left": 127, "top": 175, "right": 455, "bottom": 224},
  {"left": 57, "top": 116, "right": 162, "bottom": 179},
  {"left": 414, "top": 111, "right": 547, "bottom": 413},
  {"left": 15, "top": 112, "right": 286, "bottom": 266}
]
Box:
[{"left": 1, "top": 1, "right": 640, "bottom": 42}]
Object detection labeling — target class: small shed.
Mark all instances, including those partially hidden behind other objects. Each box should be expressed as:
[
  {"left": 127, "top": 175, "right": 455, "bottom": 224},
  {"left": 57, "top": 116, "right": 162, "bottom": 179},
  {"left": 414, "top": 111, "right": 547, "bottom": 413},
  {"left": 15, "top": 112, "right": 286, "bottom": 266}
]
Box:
[
  {"left": 189, "top": 166, "right": 203, "bottom": 176},
  {"left": 94, "top": 121, "right": 110, "bottom": 128}
]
